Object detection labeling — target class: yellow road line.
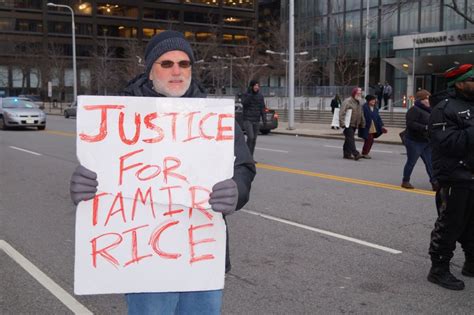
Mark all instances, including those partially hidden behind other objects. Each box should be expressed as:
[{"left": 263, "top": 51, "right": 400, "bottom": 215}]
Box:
[
  {"left": 257, "top": 163, "right": 435, "bottom": 197},
  {"left": 44, "top": 129, "right": 434, "bottom": 197},
  {"left": 45, "top": 130, "right": 75, "bottom": 137}
]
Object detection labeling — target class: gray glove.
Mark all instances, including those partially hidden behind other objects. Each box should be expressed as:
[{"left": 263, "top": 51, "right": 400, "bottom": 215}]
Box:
[
  {"left": 70, "top": 165, "right": 98, "bottom": 205},
  {"left": 209, "top": 179, "right": 238, "bottom": 216}
]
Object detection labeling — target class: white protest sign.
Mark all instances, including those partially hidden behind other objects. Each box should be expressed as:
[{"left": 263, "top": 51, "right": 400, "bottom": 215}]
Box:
[{"left": 74, "top": 95, "right": 234, "bottom": 295}]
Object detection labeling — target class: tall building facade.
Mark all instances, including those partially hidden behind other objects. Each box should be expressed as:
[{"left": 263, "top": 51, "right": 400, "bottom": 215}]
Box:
[
  {"left": 0, "top": 0, "right": 257, "bottom": 100},
  {"left": 283, "top": 0, "right": 473, "bottom": 104}
]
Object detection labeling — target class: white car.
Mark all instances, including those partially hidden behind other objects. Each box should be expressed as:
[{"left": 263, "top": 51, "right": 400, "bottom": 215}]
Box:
[{"left": 0, "top": 97, "right": 47, "bottom": 130}]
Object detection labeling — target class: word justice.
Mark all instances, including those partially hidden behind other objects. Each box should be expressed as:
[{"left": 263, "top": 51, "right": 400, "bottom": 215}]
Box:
[{"left": 79, "top": 105, "right": 234, "bottom": 144}]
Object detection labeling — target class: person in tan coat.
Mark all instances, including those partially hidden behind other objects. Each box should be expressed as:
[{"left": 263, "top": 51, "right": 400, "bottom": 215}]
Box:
[{"left": 339, "top": 87, "right": 365, "bottom": 160}]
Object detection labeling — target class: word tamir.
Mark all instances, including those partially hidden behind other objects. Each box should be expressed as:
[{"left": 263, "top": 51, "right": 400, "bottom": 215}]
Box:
[{"left": 79, "top": 105, "right": 234, "bottom": 144}]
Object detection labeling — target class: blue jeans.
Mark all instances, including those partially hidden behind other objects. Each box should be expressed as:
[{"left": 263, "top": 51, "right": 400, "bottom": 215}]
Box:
[
  {"left": 402, "top": 137, "right": 433, "bottom": 183},
  {"left": 126, "top": 290, "right": 223, "bottom": 315}
]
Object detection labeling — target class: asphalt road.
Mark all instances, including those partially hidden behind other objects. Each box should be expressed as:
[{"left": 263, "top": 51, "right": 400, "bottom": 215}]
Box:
[{"left": 1, "top": 115, "right": 473, "bottom": 314}]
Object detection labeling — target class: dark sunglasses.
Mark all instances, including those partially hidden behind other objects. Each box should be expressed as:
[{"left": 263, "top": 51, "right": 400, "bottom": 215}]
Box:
[{"left": 155, "top": 60, "right": 192, "bottom": 69}]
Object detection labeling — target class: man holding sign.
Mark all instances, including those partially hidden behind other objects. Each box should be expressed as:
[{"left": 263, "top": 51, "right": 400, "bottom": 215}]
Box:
[{"left": 70, "top": 31, "right": 256, "bottom": 314}]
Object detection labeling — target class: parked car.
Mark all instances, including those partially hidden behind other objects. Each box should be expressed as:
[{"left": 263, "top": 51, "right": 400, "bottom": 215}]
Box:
[
  {"left": 0, "top": 97, "right": 46, "bottom": 130},
  {"left": 235, "top": 95, "right": 279, "bottom": 135},
  {"left": 64, "top": 102, "right": 77, "bottom": 118}
]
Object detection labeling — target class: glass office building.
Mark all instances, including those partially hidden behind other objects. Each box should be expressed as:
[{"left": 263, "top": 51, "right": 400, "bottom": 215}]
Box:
[
  {"left": 283, "top": 0, "right": 473, "bottom": 104},
  {"left": 0, "top": 0, "right": 257, "bottom": 99}
]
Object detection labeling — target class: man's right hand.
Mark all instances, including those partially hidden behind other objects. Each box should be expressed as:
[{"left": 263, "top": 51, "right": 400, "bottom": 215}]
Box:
[{"left": 70, "top": 165, "right": 98, "bottom": 205}]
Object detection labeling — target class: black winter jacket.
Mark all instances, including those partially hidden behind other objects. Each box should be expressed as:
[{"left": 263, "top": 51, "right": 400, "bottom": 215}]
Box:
[
  {"left": 406, "top": 102, "right": 431, "bottom": 142},
  {"left": 121, "top": 73, "right": 257, "bottom": 271},
  {"left": 429, "top": 92, "right": 474, "bottom": 187},
  {"left": 241, "top": 89, "right": 266, "bottom": 123}
]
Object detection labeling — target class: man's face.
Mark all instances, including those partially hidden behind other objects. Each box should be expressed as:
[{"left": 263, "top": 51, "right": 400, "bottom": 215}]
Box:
[
  {"left": 354, "top": 88, "right": 362, "bottom": 100},
  {"left": 149, "top": 50, "right": 192, "bottom": 97},
  {"left": 253, "top": 83, "right": 260, "bottom": 93}
]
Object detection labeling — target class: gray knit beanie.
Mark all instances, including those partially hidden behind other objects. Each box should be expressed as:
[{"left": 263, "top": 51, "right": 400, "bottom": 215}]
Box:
[{"left": 144, "top": 31, "right": 195, "bottom": 77}]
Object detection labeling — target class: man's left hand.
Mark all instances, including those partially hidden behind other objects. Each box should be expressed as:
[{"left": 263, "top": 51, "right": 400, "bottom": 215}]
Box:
[{"left": 209, "top": 179, "right": 238, "bottom": 216}]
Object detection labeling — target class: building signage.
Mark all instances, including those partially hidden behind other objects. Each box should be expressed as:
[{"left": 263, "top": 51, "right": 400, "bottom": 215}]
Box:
[{"left": 394, "top": 29, "right": 474, "bottom": 50}]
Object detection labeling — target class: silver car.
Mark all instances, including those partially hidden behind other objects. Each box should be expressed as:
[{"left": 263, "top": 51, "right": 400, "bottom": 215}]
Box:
[{"left": 0, "top": 97, "right": 47, "bottom": 130}]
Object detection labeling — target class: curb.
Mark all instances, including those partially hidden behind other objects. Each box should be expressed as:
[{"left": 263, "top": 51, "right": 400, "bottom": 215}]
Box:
[{"left": 271, "top": 131, "right": 403, "bottom": 146}]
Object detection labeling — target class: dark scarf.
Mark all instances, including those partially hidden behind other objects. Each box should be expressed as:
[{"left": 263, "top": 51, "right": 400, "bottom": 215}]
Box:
[{"left": 415, "top": 100, "right": 432, "bottom": 113}]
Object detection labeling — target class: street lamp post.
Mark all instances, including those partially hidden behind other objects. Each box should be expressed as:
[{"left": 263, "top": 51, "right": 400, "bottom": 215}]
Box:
[
  {"left": 265, "top": 49, "right": 308, "bottom": 129},
  {"left": 412, "top": 38, "right": 417, "bottom": 97},
  {"left": 364, "top": 0, "right": 370, "bottom": 95},
  {"left": 47, "top": 2, "right": 77, "bottom": 102},
  {"left": 289, "top": 0, "right": 295, "bottom": 129},
  {"left": 212, "top": 55, "right": 250, "bottom": 95}
]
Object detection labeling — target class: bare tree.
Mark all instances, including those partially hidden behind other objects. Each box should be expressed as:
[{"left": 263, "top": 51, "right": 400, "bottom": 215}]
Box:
[
  {"left": 445, "top": 0, "right": 473, "bottom": 24},
  {"left": 90, "top": 31, "right": 122, "bottom": 95},
  {"left": 123, "top": 39, "right": 145, "bottom": 80},
  {"left": 46, "top": 42, "right": 69, "bottom": 101}
]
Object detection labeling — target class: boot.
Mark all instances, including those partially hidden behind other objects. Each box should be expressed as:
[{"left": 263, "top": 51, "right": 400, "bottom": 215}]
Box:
[
  {"left": 427, "top": 262, "right": 465, "bottom": 290},
  {"left": 462, "top": 259, "right": 474, "bottom": 277},
  {"left": 401, "top": 181, "right": 414, "bottom": 189}
]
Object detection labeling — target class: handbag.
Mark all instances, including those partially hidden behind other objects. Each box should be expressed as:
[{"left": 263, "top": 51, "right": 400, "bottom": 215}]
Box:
[{"left": 399, "top": 129, "right": 407, "bottom": 145}]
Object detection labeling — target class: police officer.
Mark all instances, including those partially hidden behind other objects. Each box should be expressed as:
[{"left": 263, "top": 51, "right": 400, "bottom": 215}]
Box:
[{"left": 427, "top": 64, "right": 474, "bottom": 290}]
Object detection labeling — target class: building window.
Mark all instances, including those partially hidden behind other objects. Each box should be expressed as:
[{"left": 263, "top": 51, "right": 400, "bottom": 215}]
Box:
[
  {"left": 98, "top": 25, "right": 137, "bottom": 38},
  {"left": 143, "top": 8, "right": 179, "bottom": 21},
  {"left": 0, "top": 66, "right": 8, "bottom": 88},
  {"left": 331, "top": 0, "right": 344, "bottom": 13},
  {"left": 420, "top": 0, "right": 440, "bottom": 33},
  {"left": 312, "top": 17, "right": 327, "bottom": 45},
  {"left": 330, "top": 14, "right": 344, "bottom": 44},
  {"left": 77, "top": 45, "right": 93, "bottom": 57},
  {"left": 380, "top": 5, "right": 398, "bottom": 38},
  {"left": 80, "top": 69, "right": 91, "bottom": 89},
  {"left": 346, "top": 0, "right": 361, "bottom": 12},
  {"left": 15, "top": 19, "right": 43, "bottom": 32},
  {"left": 0, "top": 18, "right": 14, "bottom": 31},
  {"left": 1, "top": 0, "right": 42, "bottom": 10},
  {"left": 443, "top": 0, "right": 466, "bottom": 31},
  {"left": 399, "top": 1, "right": 418, "bottom": 34},
  {"left": 345, "top": 11, "right": 361, "bottom": 42},
  {"left": 75, "top": 2, "right": 92, "bottom": 15},
  {"left": 184, "top": 12, "right": 218, "bottom": 24},
  {"left": 97, "top": 3, "right": 139, "bottom": 18},
  {"left": 185, "top": 0, "right": 219, "bottom": 6},
  {"left": 223, "top": 16, "right": 253, "bottom": 28},
  {"left": 223, "top": 0, "right": 253, "bottom": 10},
  {"left": 195, "top": 32, "right": 215, "bottom": 42}
]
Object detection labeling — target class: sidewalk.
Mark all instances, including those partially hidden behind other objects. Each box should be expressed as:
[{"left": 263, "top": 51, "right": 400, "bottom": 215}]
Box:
[{"left": 272, "top": 122, "right": 404, "bottom": 145}]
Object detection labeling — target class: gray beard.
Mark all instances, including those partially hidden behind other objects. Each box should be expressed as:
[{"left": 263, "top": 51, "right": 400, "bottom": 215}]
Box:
[{"left": 152, "top": 78, "right": 191, "bottom": 97}]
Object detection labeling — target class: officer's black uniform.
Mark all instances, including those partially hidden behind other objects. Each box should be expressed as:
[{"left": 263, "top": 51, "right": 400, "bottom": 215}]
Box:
[{"left": 428, "top": 88, "right": 474, "bottom": 290}]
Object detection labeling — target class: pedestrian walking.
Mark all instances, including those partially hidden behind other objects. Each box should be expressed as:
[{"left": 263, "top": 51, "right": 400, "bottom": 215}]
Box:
[
  {"left": 69, "top": 30, "right": 256, "bottom": 314},
  {"left": 241, "top": 80, "right": 267, "bottom": 157},
  {"left": 382, "top": 81, "right": 392, "bottom": 110},
  {"left": 401, "top": 89, "right": 437, "bottom": 190},
  {"left": 374, "top": 82, "right": 384, "bottom": 109},
  {"left": 330, "top": 94, "right": 341, "bottom": 130},
  {"left": 358, "top": 95, "right": 387, "bottom": 159},
  {"left": 427, "top": 63, "right": 474, "bottom": 291},
  {"left": 339, "top": 87, "right": 365, "bottom": 160}
]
